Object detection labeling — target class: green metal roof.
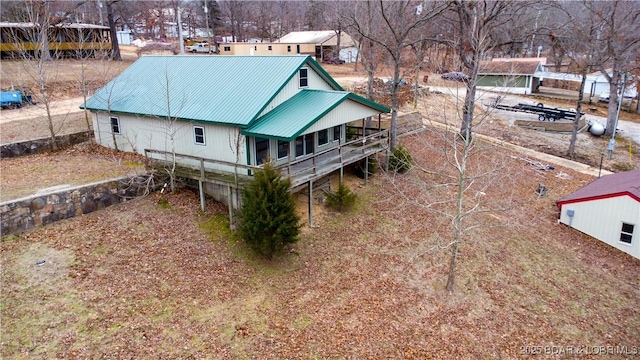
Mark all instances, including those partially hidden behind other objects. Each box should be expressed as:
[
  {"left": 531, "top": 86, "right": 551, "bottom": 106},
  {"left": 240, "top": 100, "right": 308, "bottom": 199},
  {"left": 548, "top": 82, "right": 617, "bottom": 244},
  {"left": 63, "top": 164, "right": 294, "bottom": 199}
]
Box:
[
  {"left": 82, "top": 55, "right": 344, "bottom": 127},
  {"left": 242, "top": 89, "right": 390, "bottom": 141}
]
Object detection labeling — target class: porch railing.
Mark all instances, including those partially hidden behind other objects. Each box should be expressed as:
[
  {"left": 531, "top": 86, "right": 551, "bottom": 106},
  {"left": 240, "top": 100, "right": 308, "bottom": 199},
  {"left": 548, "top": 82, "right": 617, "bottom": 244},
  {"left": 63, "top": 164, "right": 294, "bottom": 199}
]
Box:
[{"left": 144, "top": 128, "right": 389, "bottom": 187}]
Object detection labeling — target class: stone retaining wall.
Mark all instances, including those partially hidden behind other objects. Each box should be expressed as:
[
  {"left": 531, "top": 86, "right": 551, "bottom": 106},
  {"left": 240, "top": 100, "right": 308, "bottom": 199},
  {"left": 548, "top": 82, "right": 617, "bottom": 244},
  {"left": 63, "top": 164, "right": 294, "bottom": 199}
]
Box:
[
  {"left": 1, "top": 174, "right": 151, "bottom": 236},
  {"left": 1, "top": 131, "right": 92, "bottom": 158}
]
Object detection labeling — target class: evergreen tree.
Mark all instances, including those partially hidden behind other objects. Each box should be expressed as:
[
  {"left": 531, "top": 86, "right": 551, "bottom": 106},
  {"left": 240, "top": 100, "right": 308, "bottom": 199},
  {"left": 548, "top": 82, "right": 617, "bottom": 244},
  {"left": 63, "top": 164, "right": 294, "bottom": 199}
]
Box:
[
  {"left": 325, "top": 182, "right": 357, "bottom": 212},
  {"left": 238, "top": 162, "right": 301, "bottom": 259}
]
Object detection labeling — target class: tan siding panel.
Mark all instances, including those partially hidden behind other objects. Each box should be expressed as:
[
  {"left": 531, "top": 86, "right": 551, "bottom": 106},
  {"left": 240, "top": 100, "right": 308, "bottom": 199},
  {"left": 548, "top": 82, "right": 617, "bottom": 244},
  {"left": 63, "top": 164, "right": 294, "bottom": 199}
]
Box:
[
  {"left": 258, "top": 68, "right": 335, "bottom": 118},
  {"left": 303, "top": 100, "right": 381, "bottom": 134},
  {"left": 93, "top": 112, "right": 246, "bottom": 173}
]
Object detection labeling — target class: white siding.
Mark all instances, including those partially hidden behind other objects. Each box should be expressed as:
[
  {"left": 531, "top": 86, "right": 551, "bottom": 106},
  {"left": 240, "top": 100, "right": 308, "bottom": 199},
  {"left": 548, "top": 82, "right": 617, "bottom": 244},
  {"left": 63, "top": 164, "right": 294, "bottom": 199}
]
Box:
[
  {"left": 93, "top": 111, "right": 248, "bottom": 173},
  {"left": 303, "top": 99, "right": 381, "bottom": 135},
  {"left": 559, "top": 196, "right": 640, "bottom": 259},
  {"left": 258, "top": 66, "right": 335, "bottom": 117}
]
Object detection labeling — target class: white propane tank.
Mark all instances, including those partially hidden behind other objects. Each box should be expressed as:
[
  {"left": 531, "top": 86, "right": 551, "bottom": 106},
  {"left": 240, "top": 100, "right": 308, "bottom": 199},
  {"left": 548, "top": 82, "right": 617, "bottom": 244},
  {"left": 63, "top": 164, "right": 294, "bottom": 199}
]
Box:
[{"left": 589, "top": 122, "right": 605, "bottom": 136}]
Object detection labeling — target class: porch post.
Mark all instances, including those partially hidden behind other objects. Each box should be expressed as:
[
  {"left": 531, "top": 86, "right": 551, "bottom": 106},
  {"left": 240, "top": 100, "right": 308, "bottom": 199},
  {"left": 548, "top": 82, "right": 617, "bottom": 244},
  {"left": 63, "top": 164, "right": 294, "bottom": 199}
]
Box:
[
  {"left": 308, "top": 180, "right": 313, "bottom": 227},
  {"left": 378, "top": 114, "right": 381, "bottom": 132},
  {"left": 199, "top": 158, "right": 205, "bottom": 212},
  {"left": 364, "top": 156, "right": 369, "bottom": 185},
  {"left": 339, "top": 132, "right": 344, "bottom": 183},
  {"left": 199, "top": 180, "right": 205, "bottom": 212},
  {"left": 227, "top": 185, "right": 234, "bottom": 226}
]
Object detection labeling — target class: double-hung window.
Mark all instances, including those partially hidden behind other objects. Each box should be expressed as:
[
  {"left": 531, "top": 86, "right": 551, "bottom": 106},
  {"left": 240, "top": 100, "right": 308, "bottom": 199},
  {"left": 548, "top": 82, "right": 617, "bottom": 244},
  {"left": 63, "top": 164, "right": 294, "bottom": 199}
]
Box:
[
  {"left": 620, "top": 223, "right": 635, "bottom": 244},
  {"left": 299, "top": 68, "right": 308, "bottom": 87},
  {"left": 110, "top": 116, "right": 120, "bottom": 134},
  {"left": 194, "top": 126, "right": 205, "bottom": 145}
]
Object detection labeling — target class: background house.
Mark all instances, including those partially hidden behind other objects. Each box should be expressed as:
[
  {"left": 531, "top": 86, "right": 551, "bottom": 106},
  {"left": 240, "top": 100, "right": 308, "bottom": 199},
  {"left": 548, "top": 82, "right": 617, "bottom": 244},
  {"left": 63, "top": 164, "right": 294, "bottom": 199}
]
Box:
[
  {"left": 217, "top": 31, "right": 358, "bottom": 63},
  {"left": 277, "top": 31, "right": 358, "bottom": 63},
  {"left": 477, "top": 59, "right": 543, "bottom": 94},
  {"left": 81, "top": 55, "right": 389, "bottom": 223},
  {"left": 557, "top": 169, "right": 640, "bottom": 260}
]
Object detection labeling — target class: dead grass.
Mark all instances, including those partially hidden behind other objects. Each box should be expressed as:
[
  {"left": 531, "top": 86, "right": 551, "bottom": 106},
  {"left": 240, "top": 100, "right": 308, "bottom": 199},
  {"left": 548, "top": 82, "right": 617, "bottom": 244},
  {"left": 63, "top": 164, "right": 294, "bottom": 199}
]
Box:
[
  {"left": 0, "top": 112, "right": 89, "bottom": 144},
  {"left": 2, "top": 131, "right": 639, "bottom": 358},
  {"left": 0, "top": 142, "right": 145, "bottom": 202}
]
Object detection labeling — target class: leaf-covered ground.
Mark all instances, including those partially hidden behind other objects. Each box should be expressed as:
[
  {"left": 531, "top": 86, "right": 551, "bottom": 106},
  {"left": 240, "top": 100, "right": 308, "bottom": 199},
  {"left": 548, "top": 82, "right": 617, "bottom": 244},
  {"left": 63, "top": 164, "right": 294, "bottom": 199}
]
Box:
[
  {"left": 0, "top": 142, "right": 146, "bottom": 202},
  {"left": 2, "top": 131, "right": 639, "bottom": 359}
]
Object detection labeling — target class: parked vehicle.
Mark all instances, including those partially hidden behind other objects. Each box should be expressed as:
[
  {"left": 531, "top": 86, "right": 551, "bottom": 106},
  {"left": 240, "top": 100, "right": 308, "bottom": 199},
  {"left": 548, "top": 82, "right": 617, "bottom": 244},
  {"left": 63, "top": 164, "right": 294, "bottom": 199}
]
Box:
[
  {"left": 186, "top": 42, "right": 211, "bottom": 53},
  {"left": 322, "top": 57, "right": 345, "bottom": 65},
  {"left": 440, "top": 72, "right": 469, "bottom": 82},
  {"left": 599, "top": 89, "right": 635, "bottom": 103},
  {"left": 0, "top": 90, "right": 22, "bottom": 109},
  {"left": 599, "top": 90, "right": 611, "bottom": 103}
]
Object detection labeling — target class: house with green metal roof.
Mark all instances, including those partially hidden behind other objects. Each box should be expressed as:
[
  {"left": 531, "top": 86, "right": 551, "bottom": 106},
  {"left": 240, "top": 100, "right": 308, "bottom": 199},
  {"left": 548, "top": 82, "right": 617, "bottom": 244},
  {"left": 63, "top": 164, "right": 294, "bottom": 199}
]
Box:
[{"left": 82, "top": 55, "right": 390, "bottom": 222}]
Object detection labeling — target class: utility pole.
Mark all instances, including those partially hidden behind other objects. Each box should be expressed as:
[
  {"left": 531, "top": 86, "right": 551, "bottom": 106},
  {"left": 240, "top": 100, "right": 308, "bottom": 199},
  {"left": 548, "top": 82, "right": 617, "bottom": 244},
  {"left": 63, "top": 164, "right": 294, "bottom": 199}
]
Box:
[
  {"left": 178, "top": 7, "right": 184, "bottom": 54},
  {"left": 98, "top": 1, "right": 103, "bottom": 26},
  {"left": 204, "top": 2, "right": 212, "bottom": 54},
  {"left": 608, "top": 73, "right": 627, "bottom": 159}
]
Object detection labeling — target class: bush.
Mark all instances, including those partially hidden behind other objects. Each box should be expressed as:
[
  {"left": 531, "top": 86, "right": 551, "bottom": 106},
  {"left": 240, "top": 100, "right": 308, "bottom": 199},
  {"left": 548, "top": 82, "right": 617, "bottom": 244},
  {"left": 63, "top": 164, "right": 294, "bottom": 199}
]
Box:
[
  {"left": 354, "top": 155, "right": 377, "bottom": 179},
  {"left": 325, "top": 182, "right": 357, "bottom": 212},
  {"left": 388, "top": 144, "right": 413, "bottom": 173},
  {"left": 237, "top": 162, "right": 301, "bottom": 259}
]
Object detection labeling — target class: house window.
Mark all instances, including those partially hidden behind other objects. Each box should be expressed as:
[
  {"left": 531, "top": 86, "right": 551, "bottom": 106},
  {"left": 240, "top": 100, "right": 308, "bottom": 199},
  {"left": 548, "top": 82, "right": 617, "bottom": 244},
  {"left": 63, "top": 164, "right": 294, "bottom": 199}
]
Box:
[
  {"left": 620, "top": 223, "right": 635, "bottom": 244},
  {"left": 295, "top": 134, "right": 314, "bottom": 157},
  {"left": 193, "top": 126, "right": 205, "bottom": 145},
  {"left": 268, "top": 45, "right": 272, "bottom": 51},
  {"left": 287, "top": 45, "right": 291, "bottom": 52},
  {"left": 223, "top": 46, "right": 230, "bottom": 51},
  {"left": 318, "top": 129, "right": 328, "bottom": 145},
  {"left": 254, "top": 45, "right": 257, "bottom": 51},
  {"left": 255, "top": 137, "right": 270, "bottom": 165},
  {"left": 333, "top": 125, "right": 341, "bottom": 142},
  {"left": 299, "top": 68, "right": 308, "bottom": 87},
  {"left": 110, "top": 116, "right": 120, "bottom": 134},
  {"left": 277, "top": 140, "right": 288, "bottom": 159},
  {"left": 296, "top": 44, "right": 300, "bottom": 54}
]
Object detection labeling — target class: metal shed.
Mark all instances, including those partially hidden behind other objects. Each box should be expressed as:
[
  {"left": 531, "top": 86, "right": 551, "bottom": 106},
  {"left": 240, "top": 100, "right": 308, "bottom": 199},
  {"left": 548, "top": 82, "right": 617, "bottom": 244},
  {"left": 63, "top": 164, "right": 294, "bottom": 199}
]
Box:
[{"left": 557, "top": 169, "right": 640, "bottom": 260}]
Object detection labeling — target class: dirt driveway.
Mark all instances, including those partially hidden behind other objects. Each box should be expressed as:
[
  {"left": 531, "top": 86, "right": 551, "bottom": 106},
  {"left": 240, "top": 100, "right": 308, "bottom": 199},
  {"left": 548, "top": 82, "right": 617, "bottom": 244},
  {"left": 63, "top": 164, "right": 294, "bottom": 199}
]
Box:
[{"left": 0, "top": 97, "right": 85, "bottom": 125}]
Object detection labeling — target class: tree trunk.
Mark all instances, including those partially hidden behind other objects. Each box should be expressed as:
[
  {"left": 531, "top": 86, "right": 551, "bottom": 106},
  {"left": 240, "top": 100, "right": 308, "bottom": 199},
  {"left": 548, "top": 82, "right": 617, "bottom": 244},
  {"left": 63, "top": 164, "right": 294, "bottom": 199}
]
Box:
[
  {"left": 568, "top": 68, "right": 588, "bottom": 158},
  {"left": 460, "top": 72, "right": 478, "bottom": 140},
  {"left": 107, "top": 1, "right": 121, "bottom": 61},
  {"left": 447, "top": 137, "right": 468, "bottom": 293},
  {"left": 390, "top": 53, "right": 401, "bottom": 151},
  {"left": 446, "top": 239, "right": 459, "bottom": 293}
]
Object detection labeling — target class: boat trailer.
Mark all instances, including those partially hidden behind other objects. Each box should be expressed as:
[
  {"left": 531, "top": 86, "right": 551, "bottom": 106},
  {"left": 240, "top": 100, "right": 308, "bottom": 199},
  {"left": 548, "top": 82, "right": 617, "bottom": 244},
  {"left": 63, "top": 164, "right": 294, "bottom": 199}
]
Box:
[{"left": 488, "top": 102, "right": 583, "bottom": 122}]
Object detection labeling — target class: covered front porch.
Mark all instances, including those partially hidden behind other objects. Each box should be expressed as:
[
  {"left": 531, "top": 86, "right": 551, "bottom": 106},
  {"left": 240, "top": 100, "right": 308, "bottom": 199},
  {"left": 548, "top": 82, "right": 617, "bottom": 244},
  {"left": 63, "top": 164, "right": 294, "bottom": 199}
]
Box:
[{"left": 144, "top": 125, "right": 389, "bottom": 226}]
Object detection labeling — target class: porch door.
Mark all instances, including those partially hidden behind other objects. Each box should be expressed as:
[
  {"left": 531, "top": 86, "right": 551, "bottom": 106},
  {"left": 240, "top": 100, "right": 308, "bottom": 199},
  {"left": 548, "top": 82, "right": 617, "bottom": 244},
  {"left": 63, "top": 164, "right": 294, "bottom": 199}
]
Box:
[{"left": 295, "top": 134, "right": 314, "bottom": 158}]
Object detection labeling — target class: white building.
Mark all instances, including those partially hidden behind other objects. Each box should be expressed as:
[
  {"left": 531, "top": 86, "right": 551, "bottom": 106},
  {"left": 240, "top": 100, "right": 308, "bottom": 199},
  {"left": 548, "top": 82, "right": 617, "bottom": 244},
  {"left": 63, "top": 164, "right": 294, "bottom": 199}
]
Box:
[{"left": 557, "top": 169, "right": 640, "bottom": 260}]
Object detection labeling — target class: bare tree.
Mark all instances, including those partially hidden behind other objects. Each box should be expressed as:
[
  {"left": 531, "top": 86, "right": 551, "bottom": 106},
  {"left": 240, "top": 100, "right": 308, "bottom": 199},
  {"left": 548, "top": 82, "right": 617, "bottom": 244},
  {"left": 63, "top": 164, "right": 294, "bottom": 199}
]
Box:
[
  {"left": 346, "top": 1, "right": 381, "bottom": 100},
  {"left": 105, "top": 0, "right": 121, "bottom": 60},
  {"left": 547, "top": 1, "right": 603, "bottom": 158},
  {"left": 584, "top": 1, "right": 640, "bottom": 135},
  {"left": 346, "top": 0, "right": 447, "bottom": 151},
  {"left": 446, "top": 1, "right": 533, "bottom": 141},
  {"left": 381, "top": 93, "right": 517, "bottom": 293},
  {"left": 219, "top": 0, "right": 247, "bottom": 42}
]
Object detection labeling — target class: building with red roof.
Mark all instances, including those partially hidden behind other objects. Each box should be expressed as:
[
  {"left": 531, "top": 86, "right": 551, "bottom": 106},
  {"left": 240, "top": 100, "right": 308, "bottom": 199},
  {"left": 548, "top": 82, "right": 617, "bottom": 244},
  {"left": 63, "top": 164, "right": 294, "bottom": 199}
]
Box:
[{"left": 557, "top": 169, "right": 640, "bottom": 259}]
